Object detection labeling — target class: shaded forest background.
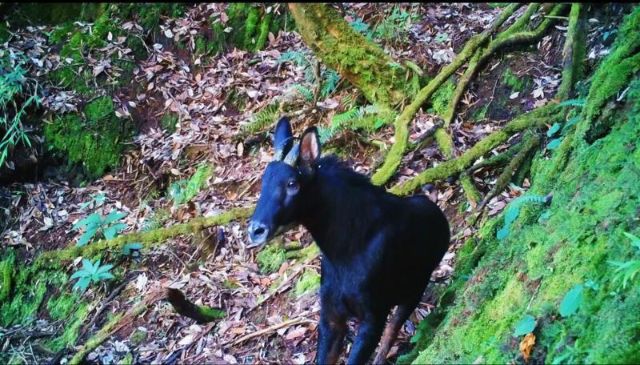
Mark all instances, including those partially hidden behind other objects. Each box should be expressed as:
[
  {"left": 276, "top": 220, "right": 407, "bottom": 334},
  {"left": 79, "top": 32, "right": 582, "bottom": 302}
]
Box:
[{"left": 0, "top": 3, "right": 639, "bottom": 364}]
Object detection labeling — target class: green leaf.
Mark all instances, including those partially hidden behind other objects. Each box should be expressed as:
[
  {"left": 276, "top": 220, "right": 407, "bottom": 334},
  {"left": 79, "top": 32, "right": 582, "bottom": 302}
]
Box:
[
  {"left": 70, "top": 269, "right": 88, "bottom": 280},
  {"left": 497, "top": 225, "right": 510, "bottom": 240},
  {"left": 547, "top": 138, "right": 562, "bottom": 150},
  {"left": 513, "top": 314, "right": 536, "bottom": 336},
  {"left": 76, "top": 226, "right": 99, "bottom": 247},
  {"left": 559, "top": 284, "right": 584, "bottom": 317},
  {"left": 623, "top": 232, "right": 640, "bottom": 250},
  {"left": 82, "top": 258, "right": 95, "bottom": 272},
  {"left": 558, "top": 98, "right": 585, "bottom": 107},
  {"left": 547, "top": 123, "right": 561, "bottom": 137},
  {"left": 104, "top": 210, "right": 127, "bottom": 225},
  {"left": 96, "top": 264, "right": 114, "bottom": 274},
  {"left": 96, "top": 272, "right": 114, "bottom": 280},
  {"left": 123, "top": 242, "right": 143, "bottom": 255},
  {"left": 74, "top": 277, "right": 91, "bottom": 292},
  {"left": 73, "top": 213, "right": 102, "bottom": 230},
  {"left": 104, "top": 223, "right": 127, "bottom": 240}
]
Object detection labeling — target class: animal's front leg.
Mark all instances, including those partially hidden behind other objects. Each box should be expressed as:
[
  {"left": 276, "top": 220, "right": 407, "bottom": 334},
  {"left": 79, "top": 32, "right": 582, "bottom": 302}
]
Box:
[
  {"left": 346, "top": 312, "right": 386, "bottom": 365},
  {"left": 316, "top": 301, "right": 347, "bottom": 364}
]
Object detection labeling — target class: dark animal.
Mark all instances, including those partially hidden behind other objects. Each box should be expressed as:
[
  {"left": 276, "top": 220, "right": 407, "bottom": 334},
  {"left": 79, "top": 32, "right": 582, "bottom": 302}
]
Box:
[{"left": 247, "top": 117, "right": 450, "bottom": 364}]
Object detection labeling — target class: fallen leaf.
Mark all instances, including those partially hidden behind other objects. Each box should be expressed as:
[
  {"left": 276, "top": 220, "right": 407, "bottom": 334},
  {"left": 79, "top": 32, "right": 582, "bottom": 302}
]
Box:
[{"left": 519, "top": 333, "right": 536, "bottom": 362}]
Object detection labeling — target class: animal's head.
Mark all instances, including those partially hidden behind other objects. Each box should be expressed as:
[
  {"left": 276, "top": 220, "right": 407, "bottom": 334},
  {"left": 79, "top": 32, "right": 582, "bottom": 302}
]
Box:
[{"left": 247, "top": 116, "right": 321, "bottom": 248}]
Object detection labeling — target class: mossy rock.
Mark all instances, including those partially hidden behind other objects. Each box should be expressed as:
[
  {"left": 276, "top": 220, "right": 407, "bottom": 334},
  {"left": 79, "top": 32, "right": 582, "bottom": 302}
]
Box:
[
  {"left": 256, "top": 242, "right": 287, "bottom": 274},
  {"left": 293, "top": 268, "right": 321, "bottom": 297},
  {"left": 44, "top": 96, "right": 135, "bottom": 179}
]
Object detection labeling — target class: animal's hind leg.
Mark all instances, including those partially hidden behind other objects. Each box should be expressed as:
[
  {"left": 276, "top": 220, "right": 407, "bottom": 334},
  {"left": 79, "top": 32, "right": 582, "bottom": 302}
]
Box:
[
  {"left": 372, "top": 303, "right": 418, "bottom": 364},
  {"left": 345, "top": 311, "right": 387, "bottom": 365}
]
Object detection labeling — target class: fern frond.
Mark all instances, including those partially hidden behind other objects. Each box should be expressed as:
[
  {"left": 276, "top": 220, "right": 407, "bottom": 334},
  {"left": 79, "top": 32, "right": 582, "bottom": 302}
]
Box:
[
  {"left": 242, "top": 102, "right": 281, "bottom": 134},
  {"left": 292, "top": 84, "right": 314, "bottom": 102}
]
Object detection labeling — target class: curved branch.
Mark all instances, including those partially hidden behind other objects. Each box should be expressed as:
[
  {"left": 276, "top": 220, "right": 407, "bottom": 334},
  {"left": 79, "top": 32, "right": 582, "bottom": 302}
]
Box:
[{"left": 390, "top": 104, "right": 562, "bottom": 196}]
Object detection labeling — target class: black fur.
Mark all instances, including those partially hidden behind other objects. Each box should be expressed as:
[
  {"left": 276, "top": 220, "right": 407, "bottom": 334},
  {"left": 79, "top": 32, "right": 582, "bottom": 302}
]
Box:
[{"left": 248, "top": 121, "right": 450, "bottom": 364}]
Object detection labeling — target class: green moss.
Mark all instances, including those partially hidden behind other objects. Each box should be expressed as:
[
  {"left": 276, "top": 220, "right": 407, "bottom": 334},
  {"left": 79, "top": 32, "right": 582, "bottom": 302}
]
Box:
[
  {"left": 47, "top": 302, "right": 90, "bottom": 352},
  {"left": 431, "top": 78, "right": 456, "bottom": 117},
  {"left": 256, "top": 242, "right": 287, "bottom": 274},
  {"left": 0, "top": 251, "right": 15, "bottom": 302},
  {"left": 255, "top": 13, "right": 272, "bottom": 51},
  {"left": 44, "top": 96, "right": 133, "bottom": 178},
  {"left": 502, "top": 67, "right": 529, "bottom": 92},
  {"left": 47, "top": 292, "right": 80, "bottom": 321},
  {"left": 294, "top": 269, "right": 321, "bottom": 297},
  {"left": 129, "top": 328, "right": 148, "bottom": 346},
  {"left": 409, "top": 70, "right": 640, "bottom": 363},
  {"left": 243, "top": 6, "right": 260, "bottom": 49}
]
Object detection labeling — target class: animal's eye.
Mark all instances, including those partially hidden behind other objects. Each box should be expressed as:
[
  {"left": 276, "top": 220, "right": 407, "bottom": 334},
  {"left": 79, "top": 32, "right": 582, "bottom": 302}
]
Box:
[{"left": 286, "top": 179, "right": 299, "bottom": 192}]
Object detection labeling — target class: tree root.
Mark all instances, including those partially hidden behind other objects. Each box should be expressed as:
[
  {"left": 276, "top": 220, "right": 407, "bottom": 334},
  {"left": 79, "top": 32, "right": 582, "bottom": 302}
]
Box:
[
  {"left": 390, "top": 104, "right": 562, "bottom": 196},
  {"left": 370, "top": 3, "right": 522, "bottom": 186},
  {"left": 466, "top": 141, "right": 524, "bottom": 174},
  {"left": 556, "top": 4, "right": 585, "bottom": 100},
  {"left": 69, "top": 288, "right": 165, "bottom": 365},
  {"left": 476, "top": 132, "right": 541, "bottom": 213},
  {"left": 38, "top": 206, "right": 253, "bottom": 265}
]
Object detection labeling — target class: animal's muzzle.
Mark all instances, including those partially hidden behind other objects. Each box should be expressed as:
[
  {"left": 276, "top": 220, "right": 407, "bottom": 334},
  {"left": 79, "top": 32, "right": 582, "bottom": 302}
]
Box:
[{"left": 247, "top": 221, "right": 270, "bottom": 248}]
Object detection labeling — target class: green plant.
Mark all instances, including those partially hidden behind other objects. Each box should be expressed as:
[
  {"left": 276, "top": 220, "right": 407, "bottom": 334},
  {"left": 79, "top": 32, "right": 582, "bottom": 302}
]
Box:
[
  {"left": 70, "top": 258, "right": 114, "bottom": 292},
  {"left": 0, "top": 59, "right": 40, "bottom": 168},
  {"left": 559, "top": 283, "right": 584, "bottom": 317},
  {"left": 122, "top": 242, "right": 143, "bottom": 257},
  {"left": 513, "top": 314, "right": 536, "bottom": 336},
  {"left": 169, "top": 164, "right": 213, "bottom": 206},
  {"left": 372, "top": 5, "right": 418, "bottom": 42},
  {"left": 496, "top": 194, "right": 550, "bottom": 240},
  {"left": 73, "top": 210, "right": 128, "bottom": 247},
  {"left": 319, "top": 104, "right": 392, "bottom": 144},
  {"left": 278, "top": 50, "right": 342, "bottom": 100},
  {"left": 608, "top": 232, "right": 640, "bottom": 290}
]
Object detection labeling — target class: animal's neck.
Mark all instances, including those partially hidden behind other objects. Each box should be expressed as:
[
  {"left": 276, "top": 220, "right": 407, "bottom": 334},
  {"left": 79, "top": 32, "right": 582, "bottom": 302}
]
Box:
[{"left": 298, "top": 160, "right": 375, "bottom": 261}]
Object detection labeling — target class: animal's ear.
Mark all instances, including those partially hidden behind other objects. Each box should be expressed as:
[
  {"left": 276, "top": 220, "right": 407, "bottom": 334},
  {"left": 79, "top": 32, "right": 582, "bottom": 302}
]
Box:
[
  {"left": 299, "top": 127, "right": 321, "bottom": 172},
  {"left": 273, "top": 116, "right": 293, "bottom": 161}
]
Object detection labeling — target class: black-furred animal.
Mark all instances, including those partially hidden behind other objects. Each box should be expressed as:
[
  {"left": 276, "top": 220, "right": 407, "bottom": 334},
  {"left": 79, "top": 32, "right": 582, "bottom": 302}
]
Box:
[{"left": 247, "top": 117, "right": 450, "bottom": 364}]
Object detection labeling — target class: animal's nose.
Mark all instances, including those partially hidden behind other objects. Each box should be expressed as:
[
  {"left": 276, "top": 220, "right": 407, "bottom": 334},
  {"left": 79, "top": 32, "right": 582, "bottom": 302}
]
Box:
[{"left": 247, "top": 221, "right": 269, "bottom": 247}]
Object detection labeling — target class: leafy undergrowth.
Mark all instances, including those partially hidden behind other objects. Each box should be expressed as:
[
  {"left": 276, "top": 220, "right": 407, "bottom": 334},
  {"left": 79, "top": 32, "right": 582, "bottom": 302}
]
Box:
[{"left": 0, "top": 3, "right": 633, "bottom": 365}]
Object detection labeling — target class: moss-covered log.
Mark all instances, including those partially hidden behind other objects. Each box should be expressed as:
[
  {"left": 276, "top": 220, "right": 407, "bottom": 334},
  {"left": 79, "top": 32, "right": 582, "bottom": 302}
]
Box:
[
  {"left": 38, "top": 207, "right": 253, "bottom": 265},
  {"left": 556, "top": 4, "right": 586, "bottom": 100},
  {"left": 390, "top": 104, "right": 562, "bottom": 196},
  {"left": 288, "top": 3, "right": 406, "bottom": 107},
  {"left": 69, "top": 289, "right": 165, "bottom": 365}
]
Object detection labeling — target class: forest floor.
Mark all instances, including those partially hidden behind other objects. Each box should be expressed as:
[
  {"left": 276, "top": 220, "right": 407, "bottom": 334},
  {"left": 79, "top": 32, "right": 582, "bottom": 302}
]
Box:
[{"left": 0, "top": 3, "right": 619, "bottom": 364}]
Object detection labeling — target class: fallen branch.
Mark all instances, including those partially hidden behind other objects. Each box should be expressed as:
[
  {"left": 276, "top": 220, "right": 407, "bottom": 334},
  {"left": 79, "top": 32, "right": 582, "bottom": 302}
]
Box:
[
  {"left": 38, "top": 206, "right": 253, "bottom": 264},
  {"left": 390, "top": 104, "right": 562, "bottom": 196},
  {"left": 223, "top": 316, "right": 315, "bottom": 347},
  {"left": 69, "top": 288, "right": 165, "bottom": 365},
  {"left": 445, "top": 3, "right": 566, "bottom": 130}
]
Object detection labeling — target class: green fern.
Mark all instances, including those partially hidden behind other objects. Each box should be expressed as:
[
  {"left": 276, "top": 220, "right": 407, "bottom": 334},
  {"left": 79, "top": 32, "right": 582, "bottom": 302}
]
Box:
[
  {"left": 320, "top": 69, "right": 341, "bottom": 99},
  {"left": 292, "top": 84, "right": 314, "bottom": 102},
  {"left": 242, "top": 102, "right": 281, "bottom": 134}
]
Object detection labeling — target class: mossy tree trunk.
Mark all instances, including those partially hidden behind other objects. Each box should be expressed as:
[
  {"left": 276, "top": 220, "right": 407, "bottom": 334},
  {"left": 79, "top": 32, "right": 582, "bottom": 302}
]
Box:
[{"left": 288, "top": 3, "right": 407, "bottom": 108}]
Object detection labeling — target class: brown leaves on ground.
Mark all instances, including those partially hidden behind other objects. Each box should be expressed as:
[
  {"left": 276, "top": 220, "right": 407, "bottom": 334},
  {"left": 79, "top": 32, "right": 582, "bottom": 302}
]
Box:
[{"left": 0, "top": 2, "right": 622, "bottom": 364}]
